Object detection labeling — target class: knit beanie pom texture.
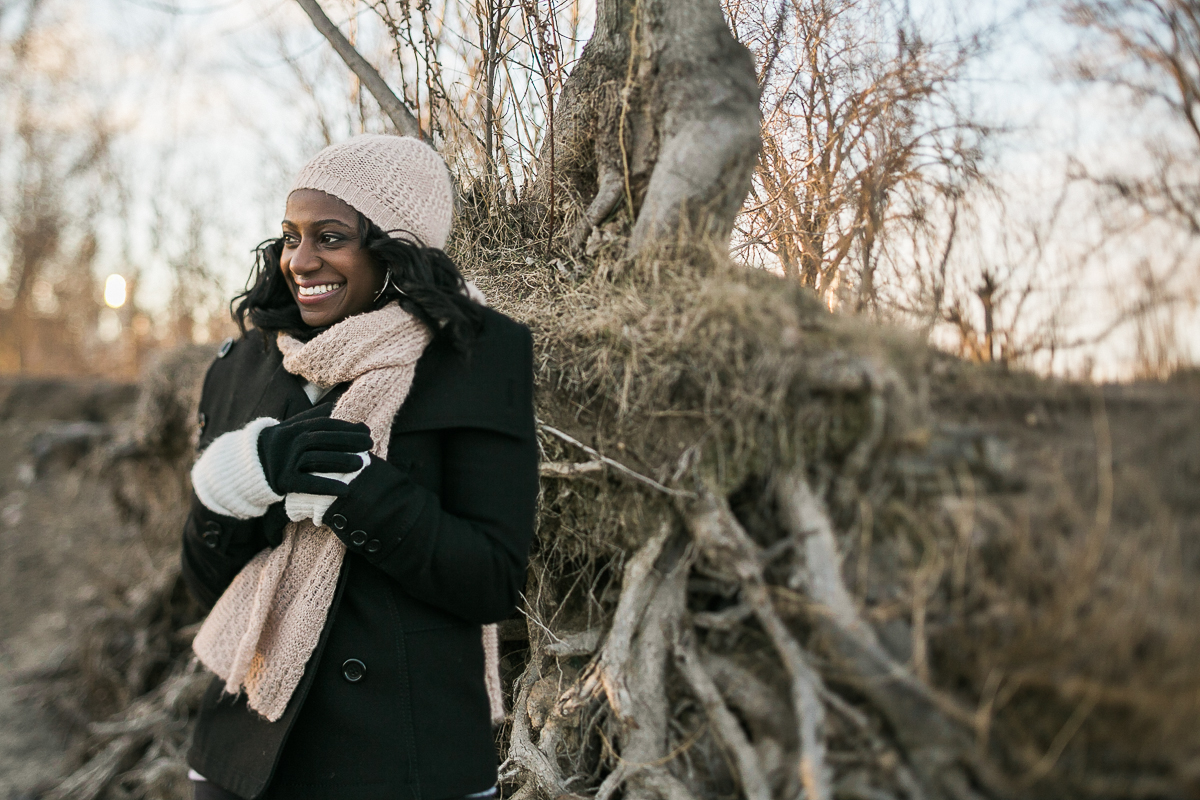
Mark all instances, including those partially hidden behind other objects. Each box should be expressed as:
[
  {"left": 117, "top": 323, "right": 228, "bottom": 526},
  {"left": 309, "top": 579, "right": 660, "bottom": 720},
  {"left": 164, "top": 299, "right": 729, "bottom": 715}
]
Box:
[{"left": 290, "top": 134, "right": 454, "bottom": 250}]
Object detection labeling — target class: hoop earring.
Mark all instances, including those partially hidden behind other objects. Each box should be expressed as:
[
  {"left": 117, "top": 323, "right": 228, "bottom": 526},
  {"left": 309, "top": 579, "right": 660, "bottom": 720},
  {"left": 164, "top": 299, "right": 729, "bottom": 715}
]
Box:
[{"left": 374, "top": 269, "right": 409, "bottom": 303}]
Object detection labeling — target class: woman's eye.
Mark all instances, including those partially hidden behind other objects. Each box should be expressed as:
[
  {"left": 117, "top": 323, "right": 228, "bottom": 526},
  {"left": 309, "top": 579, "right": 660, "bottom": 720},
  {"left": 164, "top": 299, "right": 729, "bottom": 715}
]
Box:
[
  {"left": 321, "top": 234, "right": 344, "bottom": 245},
  {"left": 281, "top": 233, "right": 299, "bottom": 246}
]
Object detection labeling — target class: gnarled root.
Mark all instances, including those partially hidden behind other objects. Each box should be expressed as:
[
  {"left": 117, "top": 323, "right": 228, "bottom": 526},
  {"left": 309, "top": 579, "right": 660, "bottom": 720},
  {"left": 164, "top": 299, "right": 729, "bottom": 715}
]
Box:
[
  {"left": 506, "top": 659, "right": 579, "bottom": 800},
  {"left": 776, "top": 469, "right": 1012, "bottom": 800},
  {"left": 674, "top": 631, "right": 772, "bottom": 800},
  {"left": 594, "top": 530, "right": 692, "bottom": 800},
  {"left": 558, "top": 523, "right": 674, "bottom": 723},
  {"left": 685, "top": 490, "right": 833, "bottom": 800}
]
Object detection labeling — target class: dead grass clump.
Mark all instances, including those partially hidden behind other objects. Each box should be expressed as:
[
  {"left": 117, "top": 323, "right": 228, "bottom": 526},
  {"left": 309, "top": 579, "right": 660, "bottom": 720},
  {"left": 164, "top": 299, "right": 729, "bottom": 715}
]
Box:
[{"left": 455, "top": 219, "right": 1200, "bottom": 798}]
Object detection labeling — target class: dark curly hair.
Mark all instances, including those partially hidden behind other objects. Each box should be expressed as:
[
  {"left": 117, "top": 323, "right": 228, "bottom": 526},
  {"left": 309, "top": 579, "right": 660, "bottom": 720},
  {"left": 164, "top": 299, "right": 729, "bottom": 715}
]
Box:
[{"left": 232, "top": 214, "right": 483, "bottom": 355}]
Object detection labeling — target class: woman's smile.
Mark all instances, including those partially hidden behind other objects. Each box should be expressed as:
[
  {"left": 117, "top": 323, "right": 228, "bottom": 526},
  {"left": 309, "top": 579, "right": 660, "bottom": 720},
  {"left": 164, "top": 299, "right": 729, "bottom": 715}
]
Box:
[{"left": 295, "top": 281, "right": 346, "bottom": 301}]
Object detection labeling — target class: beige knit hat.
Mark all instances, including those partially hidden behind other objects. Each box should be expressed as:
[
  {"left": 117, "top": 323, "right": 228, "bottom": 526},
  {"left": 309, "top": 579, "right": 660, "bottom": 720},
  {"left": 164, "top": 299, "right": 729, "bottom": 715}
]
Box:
[{"left": 290, "top": 134, "right": 454, "bottom": 249}]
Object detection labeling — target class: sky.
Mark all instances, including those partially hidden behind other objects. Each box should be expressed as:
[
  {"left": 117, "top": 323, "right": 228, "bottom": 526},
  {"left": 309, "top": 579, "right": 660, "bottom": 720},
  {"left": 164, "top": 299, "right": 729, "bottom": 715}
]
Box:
[{"left": 6, "top": 0, "right": 1197, "bottom": 375}]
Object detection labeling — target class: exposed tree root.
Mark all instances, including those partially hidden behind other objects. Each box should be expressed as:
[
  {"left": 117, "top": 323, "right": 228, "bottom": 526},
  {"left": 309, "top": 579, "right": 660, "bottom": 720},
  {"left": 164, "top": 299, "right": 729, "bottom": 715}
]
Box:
[
  {"left": 507, "top": 659, "right": 577, "bottom": 800},
  {"left": 570, "top": 170, "right": 626, "bottom": 250},
  {"left": 594, "top": 533, "right": 691, "bottom": 800},
  {"left": 685, "top": 491, "right": 832, "bottom": 800},
  {"left": 559, "top": 523, "right": 674, "bottom": 722},
  {"left": 674, "top": 632, "right": 772, "bottom": 800},
  {"left": 41, "top": 659, "right": 208, "bottom": 800},
  {"left": 776, "top": 469, "right": 1009, "bottom": 800}
]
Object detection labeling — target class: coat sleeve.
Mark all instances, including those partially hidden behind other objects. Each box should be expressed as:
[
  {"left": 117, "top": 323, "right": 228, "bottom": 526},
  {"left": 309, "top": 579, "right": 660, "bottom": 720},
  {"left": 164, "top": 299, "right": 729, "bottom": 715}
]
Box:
[
  {"left": 179, "top": 350, "right": 285, "bottom": 610},
  {"left": 180, "top": 495, "right": 285, "bottom": 609}
]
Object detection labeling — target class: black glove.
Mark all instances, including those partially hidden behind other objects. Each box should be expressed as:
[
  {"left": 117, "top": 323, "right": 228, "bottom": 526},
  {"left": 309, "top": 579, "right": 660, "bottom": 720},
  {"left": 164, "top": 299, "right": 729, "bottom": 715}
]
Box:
[{"left": 257, "top": 403, "right": 373, "bottom": 497}]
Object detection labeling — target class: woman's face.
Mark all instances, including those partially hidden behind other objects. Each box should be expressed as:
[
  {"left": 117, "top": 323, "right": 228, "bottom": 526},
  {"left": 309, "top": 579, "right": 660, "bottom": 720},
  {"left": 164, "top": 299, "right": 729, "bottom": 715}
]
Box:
[{"left": 280, "top": 189, "right": 384, "bottom": 328}]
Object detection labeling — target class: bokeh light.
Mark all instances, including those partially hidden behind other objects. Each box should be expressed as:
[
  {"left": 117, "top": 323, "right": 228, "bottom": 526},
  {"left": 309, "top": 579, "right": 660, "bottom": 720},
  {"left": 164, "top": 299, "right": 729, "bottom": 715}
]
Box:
[{"left": 103, "top": 274, "right": 127, "bottom": 309}]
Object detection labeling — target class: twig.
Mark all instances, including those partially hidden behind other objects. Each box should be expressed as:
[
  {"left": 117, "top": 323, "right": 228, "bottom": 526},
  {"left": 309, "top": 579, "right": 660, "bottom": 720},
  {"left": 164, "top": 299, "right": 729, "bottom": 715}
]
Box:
[
  {"left": 539, "top": 423, "right": 695, "bottom": 498},
  {"left": 540, "top": 459, "right": 605, "bottom": 477},
  {"left": 596, "top": 721, "right": 708, "bottom": 769},
  {"left": 1020, "top": 687, "right": 1099, "bottom": 787}
]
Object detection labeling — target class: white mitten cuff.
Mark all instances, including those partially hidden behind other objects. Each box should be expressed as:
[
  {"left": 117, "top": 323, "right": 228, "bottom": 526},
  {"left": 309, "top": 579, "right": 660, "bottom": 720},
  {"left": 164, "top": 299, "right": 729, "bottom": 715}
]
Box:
[
  {"left": 285, "top": 452, "right": 370, "bottom": 528},
  {"left": 191, "top": 417, "right": 284, "bottom": 519}
]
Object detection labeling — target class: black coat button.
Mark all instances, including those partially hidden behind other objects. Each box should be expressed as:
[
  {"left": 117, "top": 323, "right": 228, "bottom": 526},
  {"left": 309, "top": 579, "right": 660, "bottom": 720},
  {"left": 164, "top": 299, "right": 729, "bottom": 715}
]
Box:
[
  {"left": 365, "top": 539, "right": 381, "bottom": 554},
  {"left": 217, "top": 337, "right": 234, "bottom": 358},
  {"left": 329, "top": 513, "right": 347, "bottom": 531},
  {"left": 201, "top": 520, "right": 221, "bottom": 549},
  {"left": 342, "top": 658, "right": 366, "bottom": 683},
  {"left": 349, "top": 530, "right": 367, "bottom": 546}
]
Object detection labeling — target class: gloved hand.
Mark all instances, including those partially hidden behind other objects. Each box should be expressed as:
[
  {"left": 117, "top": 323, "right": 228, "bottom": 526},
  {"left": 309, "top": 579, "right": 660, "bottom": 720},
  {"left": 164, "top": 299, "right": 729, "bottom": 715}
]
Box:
[{"left": 257, "top": 403, "right": 373, "bottom": 497}]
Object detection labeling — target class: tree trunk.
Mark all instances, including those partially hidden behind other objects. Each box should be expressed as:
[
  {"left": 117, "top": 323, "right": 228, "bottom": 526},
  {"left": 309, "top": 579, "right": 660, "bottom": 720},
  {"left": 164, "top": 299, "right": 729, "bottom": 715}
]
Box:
[{"left": 534, "top": 0, "right": 761, "bottom": 256}]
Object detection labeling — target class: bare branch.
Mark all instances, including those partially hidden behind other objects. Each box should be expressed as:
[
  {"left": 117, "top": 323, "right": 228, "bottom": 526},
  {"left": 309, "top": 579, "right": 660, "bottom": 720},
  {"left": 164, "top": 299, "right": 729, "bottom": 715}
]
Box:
[
  {"left": 540, "top": 423, "right": 696, "bottom": 498},
  {"left": 293, "top": 0, "right": 422, "bottom": 139}
]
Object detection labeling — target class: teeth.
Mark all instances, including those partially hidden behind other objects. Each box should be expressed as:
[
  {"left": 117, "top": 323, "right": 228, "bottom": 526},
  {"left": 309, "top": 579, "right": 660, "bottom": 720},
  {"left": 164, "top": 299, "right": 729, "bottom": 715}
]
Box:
[{"left": 298, "top": 283, "right": 343, "bottom": 297}]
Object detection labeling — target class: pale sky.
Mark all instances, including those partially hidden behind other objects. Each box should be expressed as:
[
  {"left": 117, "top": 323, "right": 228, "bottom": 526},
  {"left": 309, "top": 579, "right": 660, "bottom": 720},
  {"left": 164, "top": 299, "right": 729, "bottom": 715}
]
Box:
[{"left": 11, "top": 0, "right": 1198, "bottom": 375}]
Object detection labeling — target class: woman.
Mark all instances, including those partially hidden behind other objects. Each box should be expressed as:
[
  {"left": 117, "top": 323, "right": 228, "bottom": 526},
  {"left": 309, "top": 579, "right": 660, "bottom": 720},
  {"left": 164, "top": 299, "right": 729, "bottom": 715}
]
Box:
[{"left": 181, "top": 134, "right": 538, "bottom": 800}]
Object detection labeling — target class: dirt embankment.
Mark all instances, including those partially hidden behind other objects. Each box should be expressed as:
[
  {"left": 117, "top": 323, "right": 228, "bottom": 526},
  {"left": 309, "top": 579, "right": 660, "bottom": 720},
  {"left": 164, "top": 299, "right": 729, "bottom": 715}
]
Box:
[
  {"left": 0, "top": 351, "right": 211, "bottom": 800},
  {"left": 0, "top": 378, "right": 140, "bottom": 798}
]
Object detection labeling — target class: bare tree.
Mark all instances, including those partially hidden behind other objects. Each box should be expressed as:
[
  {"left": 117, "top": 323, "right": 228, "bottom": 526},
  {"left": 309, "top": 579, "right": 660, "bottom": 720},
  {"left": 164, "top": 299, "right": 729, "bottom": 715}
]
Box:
[
  {"left": 730, "top": 0, "right": 987, "bottom": 311},
  {"left": 297, "top": 0, "right": 762, "bottom": 257},
  {"left": 0, "top": 0, "right": 119, "bottom": 373},
  {"left": 1055, "top": 0, "right": 1200, "bottom": 373},
  {"left": 1065, "top": 0, "right": 1200, "bottom": 232}
]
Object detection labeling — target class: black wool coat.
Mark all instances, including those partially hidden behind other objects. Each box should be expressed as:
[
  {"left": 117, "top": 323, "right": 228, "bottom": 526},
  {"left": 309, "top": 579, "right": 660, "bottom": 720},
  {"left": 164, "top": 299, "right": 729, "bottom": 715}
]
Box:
[{"left": 181, "top": 307, "right": 538, "bottom": 800}]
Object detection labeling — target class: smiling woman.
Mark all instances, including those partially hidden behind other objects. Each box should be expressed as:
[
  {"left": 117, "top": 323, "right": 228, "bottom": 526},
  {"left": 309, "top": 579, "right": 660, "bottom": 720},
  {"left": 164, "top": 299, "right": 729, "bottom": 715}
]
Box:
[{"left": 179, "top": 135, "right": 538, "bottom": 800}]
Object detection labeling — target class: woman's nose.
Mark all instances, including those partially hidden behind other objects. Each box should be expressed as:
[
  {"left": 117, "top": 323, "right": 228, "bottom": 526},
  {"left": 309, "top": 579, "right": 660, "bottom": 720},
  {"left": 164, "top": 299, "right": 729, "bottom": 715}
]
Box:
[{"left": 288, "top": 236, "right": 321, "bottom": 274}]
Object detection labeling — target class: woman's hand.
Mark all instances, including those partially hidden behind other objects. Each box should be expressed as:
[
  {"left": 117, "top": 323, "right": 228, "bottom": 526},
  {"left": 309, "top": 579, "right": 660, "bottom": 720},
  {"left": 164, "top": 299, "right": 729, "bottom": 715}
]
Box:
[{"left": 257, "top": 403, "right": 373, "bottom": 498}]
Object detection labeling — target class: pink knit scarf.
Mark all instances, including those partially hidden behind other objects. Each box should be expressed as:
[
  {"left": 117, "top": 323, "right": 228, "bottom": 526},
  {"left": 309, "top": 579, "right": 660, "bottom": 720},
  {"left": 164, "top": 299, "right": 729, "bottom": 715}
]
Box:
[{"left": 192, "top": 304, "right": 503, "bottom": 724}]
